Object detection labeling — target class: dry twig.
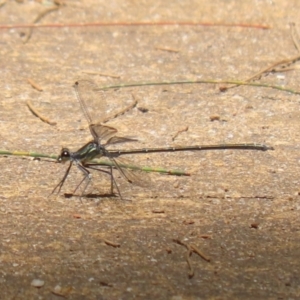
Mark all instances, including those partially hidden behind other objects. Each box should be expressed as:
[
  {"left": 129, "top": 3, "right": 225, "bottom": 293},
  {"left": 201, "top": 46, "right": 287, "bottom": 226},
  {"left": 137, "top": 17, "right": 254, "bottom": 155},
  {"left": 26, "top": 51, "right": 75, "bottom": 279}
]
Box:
[
  {"left": 102, "top": 94, "right": 138, "bottom": 124},
  {"left": 173, "top": 238, "right": 210, "bottom": 278},
  {"left": 0, "top": 21, "right": 271, "bottom": 30},
  {"left": 82, "top": 70, "right": 120, "bottom": 78},
  {"left": 103, "top": 239, "right": 120, "bottom": 248},
  {"left": 172, "top": 126, "right": 189, "bottom": 141},
  {"left": 26, "top": 100, "right": 56, "bottom": 125},
  {"left": 27, "top": 78, "right": 43, "bottom": 91},
  {"left": 155, "top": 46, "right": 180, "bottom": 53},
  {"left": 23, "top": 6, "right": 59, "bottom": 43},
  {"left": 221, "top": 23, "right": 300, "bottom": 91}
]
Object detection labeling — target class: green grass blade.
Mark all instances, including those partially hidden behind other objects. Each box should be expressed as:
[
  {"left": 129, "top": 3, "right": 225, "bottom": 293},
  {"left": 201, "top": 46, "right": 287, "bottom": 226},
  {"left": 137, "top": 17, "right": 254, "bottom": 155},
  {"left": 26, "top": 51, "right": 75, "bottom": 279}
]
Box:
[
  {"left": 0, "top": 149, "right": 190, "bottom": 176},
  {"left": 97, "top": 79, "right": 300, "bottom": 95},
  {"left": 0, "top": 150, "right": 58, "bottom": 159},
  {"left": 89, "top": 159, "right": 190, "bottom": 176}
]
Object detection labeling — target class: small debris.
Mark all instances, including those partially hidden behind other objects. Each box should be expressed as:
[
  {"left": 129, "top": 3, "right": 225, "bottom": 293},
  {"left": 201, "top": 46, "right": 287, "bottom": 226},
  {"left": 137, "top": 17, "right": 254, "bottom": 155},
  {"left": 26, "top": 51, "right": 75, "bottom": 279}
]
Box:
[
  {"left": 138, "top": 107, "right": 149, "bottom": 113},
  {"left": 155, "top": 46, "right": 180, "bottom": 53},
  {"left": 219, "top": 86, "right": 228, "bottom": 92},
  {"left": 248, "top": 252, "right": 255, "bottom": 258},
  {"left": 64, "top": 193, "right": 73, "bottom": 198},
  {"left": 54, "top": 0, "right": 66, "bottom": 5},
  {"left": 52, "top": 285, "right": 73, "bottom": 297},
  {"left": 199, "top": 234, "right": 211, "bottom": 239},
  {"left": 209, "top": 115, "right": 220, "bottom": 121},
  {"left": 104, "top": 239, "right": 120, "bottom": 248},
  {"left": 173, "top": 181, "right": 180, "bottom": 188},
  {"left": 102, "top": 95, "right": 138, "bottom": 123},
  {"left": 190, "top": 244, "right": 211, "bottom": 262},
  {"left": 166, "top": 247, "right": 172, "bottom": 254},
  {"left": 172, "top": 126, "right": 189, "bottom": 141},
  {"left": 99, "top": 281, "right": 113, "bottom": 287},
  {"left": 0, "top": 1, "right": 7, "bottom": 8},
  {"left": 73, "top": 214, "right": 81, "bottom": 219},
  {"left": 152, "top": 209, "right": 165, "bottom": 214},
  {"left": 27, "top": 78, "right": 43, "bottom": 91},
  {"left": 23, "top": 6, "right": 60, "bottom": 43},
  {"left": 26, "top": 100, "right": 57, "bottom": 126},
  {"left": 173, "top": 238, "right": 210, "bottom": 278},
  {"left": 183, "top": 220, "right": 195, "bottom": 225},
  {"left": 82, "top": 70, "right": 120, "bottom": 78},
  {"left": 285, "top": 282, "right": 291, "bottom": 287},
  {"left": 31, "top": 279, "right": 44, "bottom": 288},
  {"left": 250, "top": 223, "right": 259, "bottom": 229}
]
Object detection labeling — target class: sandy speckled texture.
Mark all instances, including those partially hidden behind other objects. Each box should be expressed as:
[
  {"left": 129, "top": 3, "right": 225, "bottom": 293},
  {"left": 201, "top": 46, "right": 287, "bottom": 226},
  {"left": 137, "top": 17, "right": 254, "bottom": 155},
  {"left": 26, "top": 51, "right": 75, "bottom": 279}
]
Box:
[{"left": 0, "top": 1, "right": 300, "bottom": 299}]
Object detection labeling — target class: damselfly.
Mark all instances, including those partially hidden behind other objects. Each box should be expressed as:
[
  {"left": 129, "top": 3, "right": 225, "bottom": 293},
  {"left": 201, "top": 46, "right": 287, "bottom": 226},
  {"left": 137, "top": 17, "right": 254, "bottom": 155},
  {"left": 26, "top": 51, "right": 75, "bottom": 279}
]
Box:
[{"left": 52, "top": 80, "right": 273, "bottom": 199}]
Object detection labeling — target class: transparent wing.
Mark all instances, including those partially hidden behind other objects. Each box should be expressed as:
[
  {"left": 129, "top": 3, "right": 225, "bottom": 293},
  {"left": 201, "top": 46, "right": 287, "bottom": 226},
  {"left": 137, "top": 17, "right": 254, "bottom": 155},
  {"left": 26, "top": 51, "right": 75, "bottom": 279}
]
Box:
[
  {"left": 74, "top": 79, "right": 137, "bottom": 126},
  {"left": 74, "top": 79, "right": 138, "bottom": 144},
  {"left": 73, "top": 80, "right": 106, "bottom": 125},
  {"left": 105, "top": 136, "right": 138, "bottom": 146},
  {"left": 110, "top": 156, "right": 150, "bottom": 187},
  {"left": 86, "top": 156, "right": 150, "bottom": 188},
  {"left": 89, "top": 124, "right": 118, "bottom": 142}
]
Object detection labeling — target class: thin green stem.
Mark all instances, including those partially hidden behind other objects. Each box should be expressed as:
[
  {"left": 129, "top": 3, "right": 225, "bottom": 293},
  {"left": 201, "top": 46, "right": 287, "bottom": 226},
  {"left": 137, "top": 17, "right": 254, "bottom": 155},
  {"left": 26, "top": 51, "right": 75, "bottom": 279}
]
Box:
[
  {"left": 0, "top": 149, "right": 190, "bottom": 176},
  {"left": 97, "top": 79, "right": 300, "bottom": 95}
]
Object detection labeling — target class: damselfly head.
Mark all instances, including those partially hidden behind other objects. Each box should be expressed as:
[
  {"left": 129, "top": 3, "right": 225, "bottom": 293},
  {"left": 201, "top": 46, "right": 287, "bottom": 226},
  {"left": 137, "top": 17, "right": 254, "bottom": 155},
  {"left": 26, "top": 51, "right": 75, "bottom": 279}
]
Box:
[{"left": 57, "top": 148, "right": 71, "bottom": 163}]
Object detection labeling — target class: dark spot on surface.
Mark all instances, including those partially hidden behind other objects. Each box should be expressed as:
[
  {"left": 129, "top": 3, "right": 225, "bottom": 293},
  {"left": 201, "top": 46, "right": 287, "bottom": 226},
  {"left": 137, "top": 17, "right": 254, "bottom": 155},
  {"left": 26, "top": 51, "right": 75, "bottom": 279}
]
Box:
[
  {"left": 138, "top": 107, "right": 149, "bottom": 113},
  {"left": 250, "top": 223, "right": 259, "bottom": 229}
]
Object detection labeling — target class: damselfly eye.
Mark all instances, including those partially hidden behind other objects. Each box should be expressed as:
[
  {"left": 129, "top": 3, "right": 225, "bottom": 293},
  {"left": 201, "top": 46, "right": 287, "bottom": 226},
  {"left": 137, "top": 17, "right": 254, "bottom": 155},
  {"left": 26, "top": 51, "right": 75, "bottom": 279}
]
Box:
[
  {"left": 62, "top": 151, "right": 70, "bottom": 157},
  {"left": 61, "top": 148, "right": 70, "bottom": 157},
  {"left": 57, "top": 148, "right": 71, "bottom": 163}
]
